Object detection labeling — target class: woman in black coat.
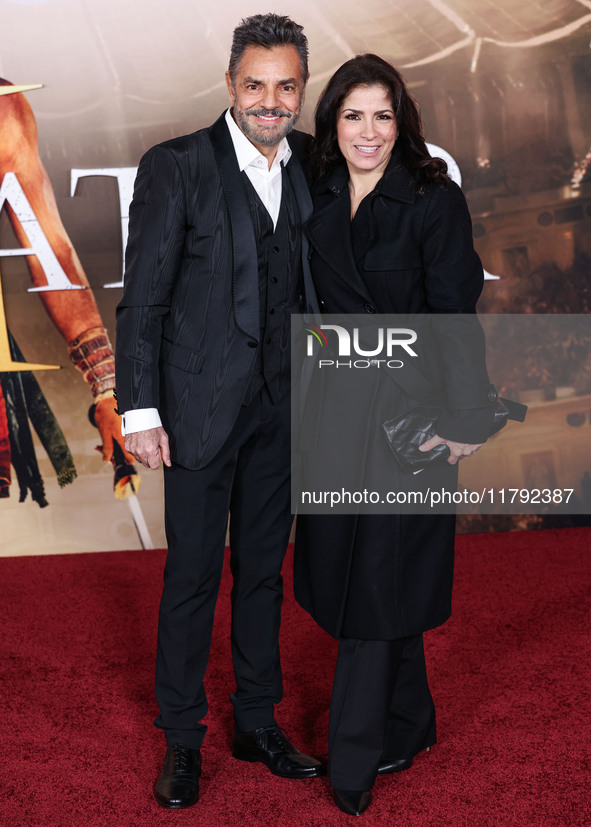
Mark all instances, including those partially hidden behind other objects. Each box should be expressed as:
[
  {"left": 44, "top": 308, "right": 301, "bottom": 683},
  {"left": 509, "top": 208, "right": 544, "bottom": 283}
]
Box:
[{"left": 293, "top": 55, "right": 496, "bottom": 816}]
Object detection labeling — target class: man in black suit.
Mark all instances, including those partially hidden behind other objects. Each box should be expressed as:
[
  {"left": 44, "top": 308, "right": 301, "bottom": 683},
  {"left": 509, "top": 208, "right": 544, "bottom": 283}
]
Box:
[{"left": 115, "top": 14, "right": 321, "bottom": 809}]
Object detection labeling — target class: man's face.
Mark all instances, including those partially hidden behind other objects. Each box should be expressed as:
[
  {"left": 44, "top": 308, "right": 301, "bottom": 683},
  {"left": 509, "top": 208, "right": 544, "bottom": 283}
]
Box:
[{"left": 226, "top": 45, "right": 306, "bottom": 154}]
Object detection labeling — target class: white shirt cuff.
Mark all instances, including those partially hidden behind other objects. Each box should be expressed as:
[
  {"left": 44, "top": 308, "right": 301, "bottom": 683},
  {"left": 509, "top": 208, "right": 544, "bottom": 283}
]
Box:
[{"left": 121, "top": 408, "right": 162, "bottom": 435}]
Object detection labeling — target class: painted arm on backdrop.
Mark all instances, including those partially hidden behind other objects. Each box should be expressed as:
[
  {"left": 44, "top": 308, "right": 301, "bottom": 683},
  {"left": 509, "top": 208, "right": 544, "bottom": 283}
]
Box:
[{"left": 0, "top": 80, "right": 138, "bottom": 491}]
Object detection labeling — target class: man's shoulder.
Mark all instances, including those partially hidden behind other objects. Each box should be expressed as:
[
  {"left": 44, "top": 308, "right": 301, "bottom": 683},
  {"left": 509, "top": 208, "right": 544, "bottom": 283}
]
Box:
[
  {"left": 151, "top": 125, "right": 212, "bottom": 157},
  {"left": 287, "top": 129, "right": 312, "bottom": 166},
  {"left": 143, "top": 114, "right": 228, "bottom": 163}
]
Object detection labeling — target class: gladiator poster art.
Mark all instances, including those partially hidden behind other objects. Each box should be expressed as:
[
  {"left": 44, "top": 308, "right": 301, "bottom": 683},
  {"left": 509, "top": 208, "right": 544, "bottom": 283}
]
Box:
[{"left": 0, "top": 0, "right": 590, "bottom": 553}]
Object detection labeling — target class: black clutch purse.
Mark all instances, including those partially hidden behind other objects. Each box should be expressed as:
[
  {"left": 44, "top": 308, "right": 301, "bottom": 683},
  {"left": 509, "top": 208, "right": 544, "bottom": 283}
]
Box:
[{"left": 382, "top": 395, "right": 527, "bottom": 474}]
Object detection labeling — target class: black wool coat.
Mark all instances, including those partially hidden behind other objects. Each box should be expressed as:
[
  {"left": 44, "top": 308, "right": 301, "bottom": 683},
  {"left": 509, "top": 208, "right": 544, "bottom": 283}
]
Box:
[{"left": 293, "top": 152, "right": 496, "bottom": 640}]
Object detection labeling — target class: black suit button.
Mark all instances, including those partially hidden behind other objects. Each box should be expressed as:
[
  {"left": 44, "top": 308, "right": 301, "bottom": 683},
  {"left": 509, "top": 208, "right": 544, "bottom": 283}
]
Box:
[
  {"left": 248, "top": 341, "right": 258, "bottom": 348},
  {"left": 266, "top": 337, "right": 272, "bottom": 344},
  {"left": 271, "top": 276, "right": 278, "bottom": 284},
  {"left": 269, "top": 308, "right": 275, "bottom": 315},
  {"left": 488, "top": 387, "right": 498, "bottom": 402},
  {"left": 273, "top": 246, "right": 280, "bottom": 253},
  {"left": 364, "top": 303, "right": 376, "bottom": 313}
]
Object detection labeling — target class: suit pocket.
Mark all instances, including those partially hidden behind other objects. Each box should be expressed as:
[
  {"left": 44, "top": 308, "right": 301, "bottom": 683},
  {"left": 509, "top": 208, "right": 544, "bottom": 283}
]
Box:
[{"left": 160, "top": 338, "right": 204, "bottom": 374}]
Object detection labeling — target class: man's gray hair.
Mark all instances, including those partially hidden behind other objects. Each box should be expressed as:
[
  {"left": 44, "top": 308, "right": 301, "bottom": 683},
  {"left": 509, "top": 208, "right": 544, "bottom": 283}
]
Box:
[{"left": 228, "top": 13, "right": 308, "bottom": 83}]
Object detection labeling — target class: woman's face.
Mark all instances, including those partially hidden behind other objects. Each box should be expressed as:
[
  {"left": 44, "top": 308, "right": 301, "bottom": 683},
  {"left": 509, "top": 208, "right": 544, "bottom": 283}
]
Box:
[{"left": 336, "top": 84, "right": 397, "bottom": 177}]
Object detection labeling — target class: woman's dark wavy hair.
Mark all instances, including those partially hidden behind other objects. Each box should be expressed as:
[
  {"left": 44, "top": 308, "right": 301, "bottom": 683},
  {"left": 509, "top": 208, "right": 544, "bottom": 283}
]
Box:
[{"left": 311, "top": 54, "right": 449, "bottom": 189}]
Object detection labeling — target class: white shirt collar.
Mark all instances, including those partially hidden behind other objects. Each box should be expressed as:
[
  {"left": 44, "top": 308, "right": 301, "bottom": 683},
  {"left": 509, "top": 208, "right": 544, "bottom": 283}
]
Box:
[{"left": 225, "top": 108, "right": 292, "bottom": 173}]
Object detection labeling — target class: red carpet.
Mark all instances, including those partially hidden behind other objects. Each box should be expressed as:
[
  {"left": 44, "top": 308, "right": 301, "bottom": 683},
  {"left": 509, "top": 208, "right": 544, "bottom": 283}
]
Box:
[{"left": 1, "top": 528, "right": 590, "bottom": 826}]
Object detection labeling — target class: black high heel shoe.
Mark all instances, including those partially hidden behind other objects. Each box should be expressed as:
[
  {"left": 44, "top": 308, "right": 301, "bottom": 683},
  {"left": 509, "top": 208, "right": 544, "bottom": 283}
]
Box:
[
  {"left": 332, "top": 788, "right": 372, "bottom": 816},
  {"left": 377, "top": 745, "right": 432, "bottom": 775}
]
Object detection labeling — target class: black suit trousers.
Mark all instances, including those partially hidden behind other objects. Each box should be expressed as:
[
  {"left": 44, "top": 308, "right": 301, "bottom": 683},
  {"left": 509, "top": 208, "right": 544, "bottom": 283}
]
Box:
[
  {"left": 154, "top": 385, "right": 293, "bottom": 749},
  {"left": 328, "top": 634, "right": 436, "bottom": 789}
]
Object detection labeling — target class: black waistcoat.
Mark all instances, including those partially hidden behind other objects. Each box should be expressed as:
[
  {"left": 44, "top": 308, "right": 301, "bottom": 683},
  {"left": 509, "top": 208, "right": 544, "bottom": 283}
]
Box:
[{"left": 242, "top": 166, "right": 303, "bottom": 402}]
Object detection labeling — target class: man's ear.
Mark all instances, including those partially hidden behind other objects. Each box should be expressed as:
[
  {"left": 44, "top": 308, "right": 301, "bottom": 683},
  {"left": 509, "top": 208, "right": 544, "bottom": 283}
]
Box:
[{"left": 225, "top": 70, "right": 234, "bottom": 105}]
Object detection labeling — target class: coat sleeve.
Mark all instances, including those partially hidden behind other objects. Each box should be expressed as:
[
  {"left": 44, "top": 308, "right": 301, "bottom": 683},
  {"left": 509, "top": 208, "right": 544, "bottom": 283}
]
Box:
[
  {"left": 115, "top": 145, "right": 186, "bottom": 413},
  {"left": 420, "top": 182, "right": 496, "bottom": 442}
]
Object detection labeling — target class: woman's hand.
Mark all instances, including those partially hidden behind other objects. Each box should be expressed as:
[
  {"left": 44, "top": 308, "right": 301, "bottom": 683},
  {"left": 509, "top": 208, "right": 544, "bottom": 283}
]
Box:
[{"left": 419, "top": 434, "right": 483, "bottom": 466}]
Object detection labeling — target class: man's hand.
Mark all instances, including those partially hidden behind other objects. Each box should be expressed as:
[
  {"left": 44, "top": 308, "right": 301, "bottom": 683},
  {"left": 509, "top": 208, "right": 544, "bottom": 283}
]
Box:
[
  {"left": 419, "top": 434, "right": 483, "bottom": 466},
  {"left": 125, "top": 426, "right": 171, "bottom": 470}
]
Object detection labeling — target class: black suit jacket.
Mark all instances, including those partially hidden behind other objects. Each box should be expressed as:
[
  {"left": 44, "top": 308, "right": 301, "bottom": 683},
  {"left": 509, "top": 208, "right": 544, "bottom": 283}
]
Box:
[{"left": 115, "top": 113, "right": 318, "bottom": 470}]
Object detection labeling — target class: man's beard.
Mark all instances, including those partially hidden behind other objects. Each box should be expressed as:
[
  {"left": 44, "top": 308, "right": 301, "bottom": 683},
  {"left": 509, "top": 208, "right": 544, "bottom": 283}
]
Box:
[{"left": 233, "top": 100, "right": 301, "bottom": 147}]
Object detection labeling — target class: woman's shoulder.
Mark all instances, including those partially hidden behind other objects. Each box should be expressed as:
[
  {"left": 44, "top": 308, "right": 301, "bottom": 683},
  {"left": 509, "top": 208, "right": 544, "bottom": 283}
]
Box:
[
  {"left": 416, "top": 176, "right": 469, "bottom": 218},
  {"left": 374, "top": 160, "right": 458, "bottom": 209},
  {"left": 310, "top": 163, "right": 349, "bottom": 195}
]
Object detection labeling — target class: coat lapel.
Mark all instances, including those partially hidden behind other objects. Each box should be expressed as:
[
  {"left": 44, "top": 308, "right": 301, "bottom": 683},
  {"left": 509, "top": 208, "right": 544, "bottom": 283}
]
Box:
[
  {"left": 306, "top": 155, "right": 418, "bottom": 309},
  {"left": 209, "top": 114, "right": 260, "bottom": 342},
  {"left": 284, "top": 141, "right": 313, "bottom": 223},
  {"left": 284, "top": 148, "right": 319, "bottom": 315},
  {"left": 306, "top": 173, "right": 375, "bottom": 308}
]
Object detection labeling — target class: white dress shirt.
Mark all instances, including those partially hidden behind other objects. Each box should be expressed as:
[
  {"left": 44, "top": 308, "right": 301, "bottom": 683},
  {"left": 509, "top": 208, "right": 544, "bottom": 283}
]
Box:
[
  {"left": 121, "top": 109, "right": 292, "bottom": 436},
  {"left": 224, "top": 108, "right": 291, "bottom": 229}
]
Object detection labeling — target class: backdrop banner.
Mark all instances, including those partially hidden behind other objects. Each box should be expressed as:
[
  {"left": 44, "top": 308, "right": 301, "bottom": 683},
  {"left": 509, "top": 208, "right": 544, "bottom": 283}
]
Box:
[{"left": 1, "top": 1, "right": 590, "bottom": 551}]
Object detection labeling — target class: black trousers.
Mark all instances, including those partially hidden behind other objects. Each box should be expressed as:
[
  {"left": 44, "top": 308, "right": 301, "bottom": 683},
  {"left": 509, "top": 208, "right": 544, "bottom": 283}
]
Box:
[
  {"left": 328, "top": 634, "right": 436, "bottom": 790},
  {"left": 154, "top": 386, "right": 293, "bottom": 750}
]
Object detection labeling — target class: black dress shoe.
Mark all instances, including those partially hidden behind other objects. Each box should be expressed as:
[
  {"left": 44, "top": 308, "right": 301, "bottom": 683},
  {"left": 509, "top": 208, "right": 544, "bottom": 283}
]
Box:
[
  {"left": 377, "top": 745, "right": 431, "bottom": 775},
  {"left": 332, "top": 788, "right": 372, "bottom": 816},
  {"left": 153, "top": 744, "right": 201, "bottom": 808},
  {"left": 232, "top": 725, "right": 324, "bottom": 779}
]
